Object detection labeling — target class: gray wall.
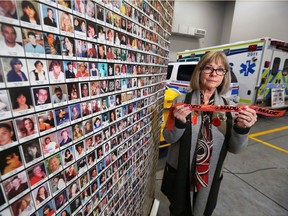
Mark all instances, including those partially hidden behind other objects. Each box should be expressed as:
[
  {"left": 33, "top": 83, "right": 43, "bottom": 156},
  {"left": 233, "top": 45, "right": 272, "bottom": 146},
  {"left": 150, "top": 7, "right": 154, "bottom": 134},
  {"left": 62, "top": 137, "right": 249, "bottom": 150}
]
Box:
[{"left": 169, "top": 0, "right": 288, "bottom": 61}]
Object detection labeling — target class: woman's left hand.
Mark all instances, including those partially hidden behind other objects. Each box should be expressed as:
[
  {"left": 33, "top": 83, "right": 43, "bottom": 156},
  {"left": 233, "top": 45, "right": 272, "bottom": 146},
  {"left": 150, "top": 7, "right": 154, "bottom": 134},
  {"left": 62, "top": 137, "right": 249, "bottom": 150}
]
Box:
[{"left": 235, "top": 107, "right": 257, "bottom": 129}]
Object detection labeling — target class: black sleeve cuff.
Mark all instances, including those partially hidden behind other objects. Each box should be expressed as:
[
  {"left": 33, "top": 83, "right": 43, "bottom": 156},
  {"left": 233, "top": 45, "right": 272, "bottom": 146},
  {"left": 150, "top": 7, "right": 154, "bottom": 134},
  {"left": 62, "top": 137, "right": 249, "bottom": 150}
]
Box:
[
  {"left": 175, "top": 118, "right": 187, "bottom": 129},
  {"left": 233, "top": 124, "right": 250, "bottom": 134}
]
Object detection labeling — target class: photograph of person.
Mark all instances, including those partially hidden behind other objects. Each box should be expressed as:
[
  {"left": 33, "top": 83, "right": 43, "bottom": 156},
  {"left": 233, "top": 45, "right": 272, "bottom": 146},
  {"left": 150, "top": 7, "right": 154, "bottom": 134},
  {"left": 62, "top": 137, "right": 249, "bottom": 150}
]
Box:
[
  {"left": 21, "top": 139, "right": 42, "bottom": 164},
  {"left": 49, "top": 171, "right": 66, "bottom": 194},
  {"left": 67, "top": 82, "right": 80, "bottom": 101},
  {"left": 75, "top": 39, "right": 87, "bottom": 58},
  {"left": 93, "top": 115, "right": 102, "bottom": 130},
  {"left": 85, "top": 0, "right": 95, "bottom": 19},
  {"left": 0, "top": 24, "right": 25, "bottom": 56},
  {"left": 76, "top": 62, "right": 89, "bottom": 78},
  {"left": 105, "top": 9, "right": 113, "bottom": 25},
  {"left": 0, "top": 145, "right": 23, "bottom": 177},
  {"left": 97, "top": 25, "right": 105, "bottom": 43},
  {"left": 58, "top": 127, "right": 73, "bottom": 147},
  {"left": 11, "top": 193, "right": 35, "bottom": 216},
  {"left": 108, "top": 80, "right": 115, "bottom": 93},
  {"left": 18, "top": 1, "right": 40, "bottom": 25},
  {"left": 43, "top": 33, "right": 61, "bottom": 56},
  {"left": 106, "top": 28, "right": 114, "bottom": 44},
  {"left": 3, "top": 171, "right": 28, "bottom": 201},
  {"left": 41, "top": 5, "right": 57, "bottom": 28},
  {"left": 27, "top": 162, "right": 47, "bottom": 187},
  {"left": 51, "top": 85, "right": 68, "bottom": 107},
  {"left": 54, "top": 189, "right": 67, "bottom": 210},
  {"left": 91, "top": 98, "right": 101, "bottom": 113},
  {"left": 26, "top": 59, "right": 48, "bottom": 84},
  {"left": 61, "top": 146, "right": 74, "bottom": 166},
  {"left": 67, "top": 180, "right": 79, "bottom": 200},
  {"left": 37, "top": 199, "right": 55, "bottom": 216},
  {"left": 95, "top": 132, "right": 102, "bottom": 146},
  {"left": 102, "top": 128, "right": 110, "bottom": 141},
  {"left": 72, "top": 0, "right": 85, "bottom": 14},
  {"left": 45, "top": 153, "right": 62, "bottom": 175},
  {"left": 98, "top": 44, "right": 106, "bottom": 60},
  {"left": 90, "top": 81, "right": 100, "bottom": 97},
  {"left": 37, "top": 111, "right": 55, "bottom": 134},
  {"left": 81, "top": 101, "right": 92, "bottom": 117},
  {"left": 101, "top": 98, "right": 108, "bottom": 111},
  {"left": 73, "top": 123, "right": 83, "bottom": 141},
  {"left": 0, "top": 0, "right": 18, "bottom": 21},
  {"left": 113, "top": 13, "right": 120, "bottom": 28},
  {"left": 80, "top": 82, "right": 89, "bottom": 98},
  {"left": 41, "top": 132, "right": 59, "bottom": 156},
  {"left": 55, "top": 106, "right": 70, "bottom": 127},
  {"left": 33, "top": 182, "right": 51, "bottom": 206},
  {"left": 15, "top": 114, "right": 38, "bottom": 141},
  {"left": 8, "top": 87, "right": 33, "bottom": 116},
  {"left": 65, "top": 164, "right": 77, "bottom": 182},
  {"left": 98, "top": 62, "right": 107, "bottom": 78},
  {"left": 100, "top": 80, "right": 108, "bottom": 93},
  {"left": 22, "top": 30, "right": 45, "bottom": 57},
  {"left": 96, "top": 4, "right": 104, "bottom": 21},
  {"left": 83, "top": 119, "right": 93, "bottom": 135},
  {"left": 59, "top": 11, "right": 74, "bottom": 35},
  {"left": 77, "top": 158, "right": 87, "bottom": 175},
  {"left": 2, "top": 58, "right": 29, "bottom": 86},
  {"left": 86, "top": 20, "right": 97, "bottom": 40},
  {"left": 64, "top": 61, "right": 76, "bottom": 80},
  {"left": 32, "top": 86, "right": 51, "bottom": 109},
  {"left": 61, "top": 36, "right": 75, "bottom": 58},
  {"left": 0, "top": 120, "right": 17, "bottom": 149},
  {"left": 85, "top": 135, "right": 94, "bottom": 152},
  {"left": 48, "top": 60, "right": 65, "bottom": 83},
  {"left": 69, "top": 103, "right": 81, "bottom": 122},
  {"left": 75, "top": 141, "right": 85, "bottom": 159},
  {"left": 86, "top": 42, "right": 96, "bottom": 59}
]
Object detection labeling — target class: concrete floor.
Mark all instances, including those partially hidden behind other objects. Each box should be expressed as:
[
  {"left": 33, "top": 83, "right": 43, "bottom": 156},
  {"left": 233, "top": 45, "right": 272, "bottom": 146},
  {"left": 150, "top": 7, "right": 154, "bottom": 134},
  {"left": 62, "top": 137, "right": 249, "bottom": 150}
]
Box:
[{"left": 154, "top": 113, "right": 288, "bottom": 216}]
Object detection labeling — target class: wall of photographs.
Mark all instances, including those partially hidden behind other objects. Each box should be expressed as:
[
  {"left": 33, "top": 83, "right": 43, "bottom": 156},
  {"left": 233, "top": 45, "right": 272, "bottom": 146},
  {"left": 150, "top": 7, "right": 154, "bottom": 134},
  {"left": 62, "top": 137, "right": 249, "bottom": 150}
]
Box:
[{"left": 0, "top": 0, "right": 174, "bottom": 215}]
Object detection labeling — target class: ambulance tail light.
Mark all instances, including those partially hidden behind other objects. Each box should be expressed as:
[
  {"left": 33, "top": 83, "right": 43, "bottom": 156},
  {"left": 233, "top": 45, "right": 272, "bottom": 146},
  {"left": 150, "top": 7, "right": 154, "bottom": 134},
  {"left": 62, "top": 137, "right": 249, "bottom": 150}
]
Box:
[
  {"left": 248, "top": 44, "right": 257, "bottom": 52},
  {"left": 264, "top": 61, "right": 270, "bottom": 68}
]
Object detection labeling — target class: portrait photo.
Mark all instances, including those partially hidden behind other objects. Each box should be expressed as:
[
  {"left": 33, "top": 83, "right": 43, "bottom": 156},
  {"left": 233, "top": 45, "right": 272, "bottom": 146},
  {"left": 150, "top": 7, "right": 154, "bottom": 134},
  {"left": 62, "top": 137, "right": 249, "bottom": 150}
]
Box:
[
  {"left": 2, "top": 57, "right": 29, "bottom": 87},
  {"left": 98, "top": 62, "right": 107, "bottom": 78},
  {"left": 17, "top": 0, "right": 41, "bottom": 26},
  {"left": 14, "top": 114, "right": 39, "bottom": 142},
  {"left": 37, "top": 110, "right": 55, "bottom": 135},
  {"left": 51, "top": 84, "right": 68, "bottom": 107},
  {"left": 61, "top": 36, "right": 75, "bottom": 59},
  {"left": 58, "top": 10, "right": 74, "bottom": 36},
  {"left": 49, "top": 171, "right": 66, "bottom": 195},
  {"left": 10, "top": 192, "right": 35, "bottom": 216},
  {"left": 72, "top": 122, "right": 83, "bottom": 141},
  {"left": 45, "top": 153, "right": 62, "bottom": 175},
  {"left": 37, "top": 197, "right": 55, "bottom": 216},
  {"left": 48, "top": 60, "right": 65, "bottom": 83},
  {"left": 21, "top": 138, "right": 42, "bottom": 165},
  {"left": 58, "top": 126, "right": 73, "bottom": 147},
  {"left": 63, "top": 60, "right": 77, "bottom": 80},
  {"left": 2, "top": 171, "right": 29, "bottom": 201},
  {"left": 61, "top": 145, "right": 75, "bottom": 167},
  {"left": 27, "top": 162, "right": 47, "bottom": 188},
  {"left": 86, "top": 20, "right": 97, "bottom": 41},
  {"left": 41, "top": 131, "right": 59, "bottom": 157},
  {"left": 0, "top": 24, "right": 25, "bottom": 56},
  {"left": 96, "top": 4, "right": 104, "bottom": 22},
  {"left": 26, "top": 59, "right": 48, "bottom": 85},
  {"left": 69, "top": 103, "right": 81, "bottom": 122},
  {"left": 22, "top": 28, "right": 45, "bottom": 57},
  {"left": 32, "top": 182, "right": 51, "bottom": 207},
  {"left": 67, "top": 82, "right": 80, "bottom": 101},
  {"left": 41, "top": 4, "right": 58, "bottom": 30},
  {"left": 75, "top": 141, "right": 85, "bottom": 159},
  {"left": 64, "top": 163, "right": 77, "bottom": 183},
  {"left": 0, "top": 120, "right": 17, "bottom": 150},
  {"left": 31, "top": 86, "right": 52, "bottom": 110},
  {"left": 43, "top": 33, "right": 61, "bottom": 56},
  {"left": 54, "top": 189, "right": 67, "bottom": 210},
  {"left": 9, "top": 87, "right": 34, "bottom": 117},
  {"left": 55, "top": 106, "right": 70, "bottom": 127},
  {"left": 0, "top": 0, "right": 19, "bottom": 23},
  {"left": 85, "top": 0, "right": 95, "bottom": 19}
]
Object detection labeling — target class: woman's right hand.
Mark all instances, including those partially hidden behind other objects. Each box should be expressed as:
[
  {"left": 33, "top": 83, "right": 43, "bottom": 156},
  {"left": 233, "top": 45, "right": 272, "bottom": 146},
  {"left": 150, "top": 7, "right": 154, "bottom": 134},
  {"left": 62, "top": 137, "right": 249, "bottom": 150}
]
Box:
[{"left": 173, "top": 104, "right": 193, "bottom": 123}]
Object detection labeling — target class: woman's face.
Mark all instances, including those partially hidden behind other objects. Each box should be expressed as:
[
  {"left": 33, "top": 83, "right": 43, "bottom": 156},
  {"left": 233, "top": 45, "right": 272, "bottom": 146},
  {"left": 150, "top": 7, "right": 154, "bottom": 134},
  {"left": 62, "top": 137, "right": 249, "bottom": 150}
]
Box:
[
  {"left": 17, "top": 94, "right": 26, "bottom": 106},
  {"left": 65, "top": 38, "right": 72, "bottom": 51},
  {"left": 200, "top": 60, "right": 225, "bottom": 92},
  {"left": 39, "top": 186, "right": 46, "bottom": 195},
  {"left": 24, "top": 119, "right": 33, "bottom": 131},
  {"left": 36, "top": 63, "right": 43, "bottom": 71},
  {"left": 63, "top": 14, "right": 70, "bottom": 26},
  {"left": 23, "top": 6, "right": 35, "bottom": 19},
  {"left": 13, "top": 63, "right": 22, "bottom": 71}
]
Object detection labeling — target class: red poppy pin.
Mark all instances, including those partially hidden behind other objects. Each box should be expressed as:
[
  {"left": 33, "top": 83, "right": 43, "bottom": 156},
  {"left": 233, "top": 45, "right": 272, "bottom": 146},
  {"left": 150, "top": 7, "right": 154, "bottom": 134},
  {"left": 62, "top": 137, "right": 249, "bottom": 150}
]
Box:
[{"left": 212, "top": 118, "right": 221, "bottom": 127}]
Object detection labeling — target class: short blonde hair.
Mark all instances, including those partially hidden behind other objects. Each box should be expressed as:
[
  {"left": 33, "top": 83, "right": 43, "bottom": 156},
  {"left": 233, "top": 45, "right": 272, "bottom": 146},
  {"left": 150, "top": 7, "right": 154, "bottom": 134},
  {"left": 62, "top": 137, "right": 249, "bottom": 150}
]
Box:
[{"left": 190, "top": 51, "right": 231, "bottom": 95}]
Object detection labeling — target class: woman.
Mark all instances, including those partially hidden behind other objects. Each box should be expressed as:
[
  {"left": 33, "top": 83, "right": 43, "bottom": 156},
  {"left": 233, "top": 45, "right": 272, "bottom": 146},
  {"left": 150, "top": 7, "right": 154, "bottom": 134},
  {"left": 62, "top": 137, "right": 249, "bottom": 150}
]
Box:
[
  {"left": 36, "top": 185, "right": 49, "bottom": 205},
  {"left": 16, "top": 198, "right": 34, "bottom": 216},
  {"left": 64, "top": 149, "right": 74, "bottom": 164},
  {"left": 12, "top": 91, "right": 33, "bottom": 112},
  {"left": 21, "top": 1, "right": 40, "bottom": 24},
  {"left": 7, "top": 58, "right": 28, "bottom": 82},
  {"left": 76, "top": 62, "right": 88, "bottom": 77},
  {"left": 60, "top": 12, "right": 74, "bottom": 33},
  {"left": 42, "top": 204, "right": 55, "bottom": 216},
  {"left": 63, "top": 37, "right": 75, "bottom": 57},
  {"left": 20, "top": 117, "right": 37, "bottom": 138},
  {"left": 106, "top": 46, "right": 114, "bottom": 60},
  {"left": 161, "top": 51, "right": 257, "bottom": 216},
  {"left": 90, "top": 63, "right": 98, "bottom": 76},
  {"left": 69, "top": 182, "right": 79, "bottom": 199},
  {"left": 73, "top": 124, "right": 83, "bottom": 140},
  {"left": 29, "top": 60, "right": 46, "bottom": 81}
]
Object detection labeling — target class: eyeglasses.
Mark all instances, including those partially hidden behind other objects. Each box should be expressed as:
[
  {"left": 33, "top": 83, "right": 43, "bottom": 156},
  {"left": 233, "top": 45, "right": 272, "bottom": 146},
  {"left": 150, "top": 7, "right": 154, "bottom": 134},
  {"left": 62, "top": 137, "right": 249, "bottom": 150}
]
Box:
[{"left": 202, "top": 66, "right": 227, "bottom": 76}]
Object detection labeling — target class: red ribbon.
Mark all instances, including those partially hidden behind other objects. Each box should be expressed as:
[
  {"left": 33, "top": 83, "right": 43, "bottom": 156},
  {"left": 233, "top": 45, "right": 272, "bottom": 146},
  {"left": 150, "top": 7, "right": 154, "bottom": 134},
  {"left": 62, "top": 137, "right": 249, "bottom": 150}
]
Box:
[{"left": 167, "top": 103, "right": 286, "bottom": 130}]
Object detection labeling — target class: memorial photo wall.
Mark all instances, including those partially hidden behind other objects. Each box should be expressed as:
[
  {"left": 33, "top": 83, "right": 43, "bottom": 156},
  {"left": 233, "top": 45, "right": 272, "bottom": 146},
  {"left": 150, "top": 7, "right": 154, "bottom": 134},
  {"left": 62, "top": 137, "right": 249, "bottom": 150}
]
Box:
[{"left": 0, "top": 0, "right": 174, "bottom": 215}]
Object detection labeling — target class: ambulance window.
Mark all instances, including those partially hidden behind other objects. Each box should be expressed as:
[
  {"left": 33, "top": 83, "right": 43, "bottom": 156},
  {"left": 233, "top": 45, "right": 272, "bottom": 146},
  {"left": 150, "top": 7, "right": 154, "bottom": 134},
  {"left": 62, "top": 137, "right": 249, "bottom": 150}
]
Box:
[
  {"left": 230, "top": 70, "right": 238, "bottom": 83},
  {"left": 177, "top": 65, "right": 196, "bottom": 81},
  {"left": 271, "top": 57, "right": 280, "bottom": 75},
  {"left": 166, "top": 65, "right": 173, "bottom": 79}
]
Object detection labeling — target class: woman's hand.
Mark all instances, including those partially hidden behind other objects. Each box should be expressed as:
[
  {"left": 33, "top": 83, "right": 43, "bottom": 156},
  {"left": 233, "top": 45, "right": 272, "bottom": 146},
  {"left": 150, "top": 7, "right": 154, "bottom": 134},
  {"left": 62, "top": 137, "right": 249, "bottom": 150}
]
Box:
[
  {"left": 173, "top": 104, "right": 193, "bottom": 123},
  {"left": 235, "top": 107, "right": 257, "bottom": 129}
]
